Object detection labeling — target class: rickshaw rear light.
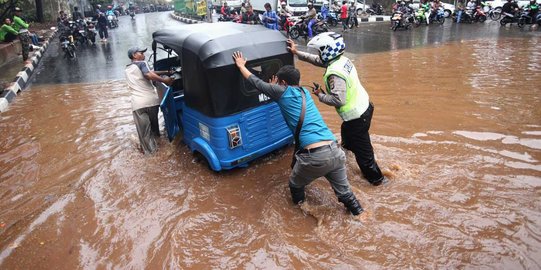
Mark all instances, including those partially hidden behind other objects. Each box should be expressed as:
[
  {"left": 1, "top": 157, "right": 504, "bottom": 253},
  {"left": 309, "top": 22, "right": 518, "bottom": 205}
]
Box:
[
  {"left": 226, "top": 125, "right": 242, "bottom": 149},
  {"left": 199, "top": 123, "right": 210, "bottom": 141}
]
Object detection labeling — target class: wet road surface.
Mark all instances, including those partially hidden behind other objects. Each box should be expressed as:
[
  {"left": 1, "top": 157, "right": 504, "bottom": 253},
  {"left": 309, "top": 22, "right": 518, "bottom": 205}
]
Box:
[{"left": 0, "top": 11, "right": 540, "bottom": 269}]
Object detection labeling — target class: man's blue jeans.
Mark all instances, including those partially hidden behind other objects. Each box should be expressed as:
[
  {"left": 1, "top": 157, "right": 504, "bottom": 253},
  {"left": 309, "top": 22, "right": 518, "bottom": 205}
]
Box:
[
  {"left": 307, "top": 19, "right": 316, "bottom": 38},
  {"left": 456, "top": 10, "right": 463, "bottom": 23}
]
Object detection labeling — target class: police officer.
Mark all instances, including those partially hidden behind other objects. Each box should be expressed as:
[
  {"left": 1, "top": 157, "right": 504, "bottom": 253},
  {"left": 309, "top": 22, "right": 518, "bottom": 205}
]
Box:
[{"left": 287, "top": 33, "right": 386, "bottom": 186}]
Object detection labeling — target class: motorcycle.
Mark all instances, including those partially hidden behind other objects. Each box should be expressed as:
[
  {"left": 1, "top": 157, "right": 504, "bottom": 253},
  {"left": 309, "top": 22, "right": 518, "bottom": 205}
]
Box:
[
  {"left": 107, "top": 14, "right": 118, "bottom": 28},
  {"left": 457, "top": 6, "right": 487, "bottom": 23},
  {"left": 288, "top": 17, "right": 329, "bottom": 40},
  {"left": 414, "top": 8, "right": 429, "bottom": 26},
  {"left": 391, "top": 11, "right": 413, "bottom": 30},
  {"left": 279, "top": 15, "right": 295, "bottom": 35},
  {"left": 517, "top": 9, "right": 541, "bottom": 28},
  {"left": 499, "top": 11, "right": 521, "bottom": 26},
  {"left": 367, "top": 3, "right": 384, "bottom": 15},
  {"left": 326, "top": 11, "right": 339, "bottom": 27},
  {"left": 86, "top": 21, "right": 97, "bottom": 44},
  {"left": 73, "top": 19, "right": 88, "bottom": 46},
  {"left": 482, "top": 2, "right": 502, "bottom": 21},
  {"left": 429, "top": 7, "right": 446, "bottom": 24},
  {"left": 59, "top": 33, "right": 76, "bottom": 59}
]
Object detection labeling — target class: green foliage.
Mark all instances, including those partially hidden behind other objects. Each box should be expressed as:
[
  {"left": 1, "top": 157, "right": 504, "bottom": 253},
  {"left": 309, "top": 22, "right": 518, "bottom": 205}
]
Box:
[{"left": 0, "top": 0, "right": 21, "bottom": 22}]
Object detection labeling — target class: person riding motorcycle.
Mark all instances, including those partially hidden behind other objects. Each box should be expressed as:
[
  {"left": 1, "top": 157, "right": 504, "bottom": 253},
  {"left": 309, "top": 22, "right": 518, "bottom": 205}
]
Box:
[
  {"left": 302, "top": 2, "right": 318, "bottom": 38},
  {"left": 278, "top": 2, "right": 292, "bottom": 29},
  {"left": 524, "top": 0, "right": 539, "bottom": 23},
  {"left": 465, "top": 0, "right": 476, "bottom": 17},
  {"left": 430, "top": 0, "right": 442, "bottom": 21},
  {"left": 221, "top": 2, "right": 232, "bottom": 17},
  {"left": 502, "top": 0, "right": 519, "bottom": 18},
  {"left": 321, "top": 1, "right": 330, "bottom": 20}
]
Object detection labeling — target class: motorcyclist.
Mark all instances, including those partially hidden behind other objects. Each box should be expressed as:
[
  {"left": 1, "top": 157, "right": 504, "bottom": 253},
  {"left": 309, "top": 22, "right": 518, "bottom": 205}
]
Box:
[
  {"left": 72, "top": 6, "right": 84, "bottom": 21},
  {"left": 430, "top": 0, "right": 442, "bottom": 20},
  {"left": 221, "top": 2, "right": 232, "bottom": 18},
  {"left": 303, "top": 2, "right": 318, "bottom": 38},
  {"left": 105, "top": 5, "right": 117, "bottom": 27},
  {"left": 241, "top": 5, "right": 259, "bottom": 24},
  {"left": 465, "top": 0, "right": 476, "bottom": 16},
  {"left": 332, "top": 1, "right": 341, "bottom": 12},
  {"left": 279, "top": 1, "right": 292, "bottom": 27},
  {"left": 501, "top": 0, "right": 519, "bottom": 18},
  {"left": 105, "top": 6, "right": 116, "bottom": 17},
  {"left": 321, "top": 1, "right": 330, "bottom": 20},
  {"left": 525, "top": 0, "right": 539, "bottom": 23}
]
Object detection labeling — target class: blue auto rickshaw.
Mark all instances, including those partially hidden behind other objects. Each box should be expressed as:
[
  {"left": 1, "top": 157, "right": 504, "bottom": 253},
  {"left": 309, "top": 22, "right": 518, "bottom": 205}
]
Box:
[{"left": 151, "top": 22, "right": 294, "bottom": 171}]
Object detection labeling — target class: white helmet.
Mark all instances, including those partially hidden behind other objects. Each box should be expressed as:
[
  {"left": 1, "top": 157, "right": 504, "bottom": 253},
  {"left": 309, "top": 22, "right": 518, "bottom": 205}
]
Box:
[
  {"left": 307, "top": 32, "right": 345, "bottom": 62},
  {"left": 281, "top": 1, "right": 286, "bottom": 5}
]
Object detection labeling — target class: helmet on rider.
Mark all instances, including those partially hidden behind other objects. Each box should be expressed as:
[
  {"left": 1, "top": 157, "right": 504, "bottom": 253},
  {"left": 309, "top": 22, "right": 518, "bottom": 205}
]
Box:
[
  {"left": 307, "top": 1, "right": 313, "bottom": 7},
  {"left": 307, "top": 32, "right": 346, "bottom": 62},
  {"left": 281, "top": 1, "right": 287, "bottom": 5},
  {"left": 107, "top": 5, "right": 112, "bottom": 9}
]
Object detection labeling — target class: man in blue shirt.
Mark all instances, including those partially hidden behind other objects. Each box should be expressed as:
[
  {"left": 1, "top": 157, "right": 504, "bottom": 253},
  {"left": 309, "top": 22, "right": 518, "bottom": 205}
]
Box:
[
  {"left": 262, "top": 3, "right": 279, "bottom": 30},
  {"left": 232, "top": 51, "right": 363, "bottom": 216}
]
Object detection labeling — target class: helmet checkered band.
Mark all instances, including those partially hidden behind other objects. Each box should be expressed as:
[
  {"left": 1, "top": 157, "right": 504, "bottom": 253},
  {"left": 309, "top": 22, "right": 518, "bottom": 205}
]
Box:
[
  {"left": 307, "top": 32, "right": 345, "bottom": 62},
  {"left": 321, "top": 41, "right": 345, "bottom": 62}
]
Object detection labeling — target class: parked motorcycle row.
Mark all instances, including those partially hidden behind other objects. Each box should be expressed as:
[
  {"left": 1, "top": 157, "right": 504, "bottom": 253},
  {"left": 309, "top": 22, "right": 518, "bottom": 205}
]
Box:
[
  {"left": 57, "top": 19, "right": 98, "bottom": 59},
  {"left": 389, "top": 1, "right": 540, "bottom": 31},
  {"left": 56, "top": 11, "right": 128, "bottom": 59}
]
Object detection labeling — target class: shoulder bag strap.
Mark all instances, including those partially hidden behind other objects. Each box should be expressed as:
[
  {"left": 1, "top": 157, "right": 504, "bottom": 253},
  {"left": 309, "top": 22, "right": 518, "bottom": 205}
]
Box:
[
  {"left": 291, "top": 87, "right": 306, "bottom": 169},
  {"left": 294, "top": 87, "right": 306, "bottom": 150}
]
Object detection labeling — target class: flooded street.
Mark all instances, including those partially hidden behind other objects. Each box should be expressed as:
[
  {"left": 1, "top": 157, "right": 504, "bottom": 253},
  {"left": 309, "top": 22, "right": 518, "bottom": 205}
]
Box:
[{"left": 1, "top": 12, "right": 540, "bottom": 269}]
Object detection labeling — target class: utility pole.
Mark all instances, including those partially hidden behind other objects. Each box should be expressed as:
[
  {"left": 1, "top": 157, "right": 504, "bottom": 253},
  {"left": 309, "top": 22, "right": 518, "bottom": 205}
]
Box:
[{"left": 35, "top": 0, "right": 44, "bottom": 22}]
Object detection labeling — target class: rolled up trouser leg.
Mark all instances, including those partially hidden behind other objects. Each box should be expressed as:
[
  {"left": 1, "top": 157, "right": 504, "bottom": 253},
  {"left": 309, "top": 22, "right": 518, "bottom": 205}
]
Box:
[{"left": 133, "top": 106, "right": 159, "bottom": 155}]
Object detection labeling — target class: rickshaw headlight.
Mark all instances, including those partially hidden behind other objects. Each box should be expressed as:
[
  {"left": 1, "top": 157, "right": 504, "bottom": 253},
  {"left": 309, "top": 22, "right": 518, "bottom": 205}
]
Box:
[{"left": 226, "top": 125, "right": 242, "bottom": 149}]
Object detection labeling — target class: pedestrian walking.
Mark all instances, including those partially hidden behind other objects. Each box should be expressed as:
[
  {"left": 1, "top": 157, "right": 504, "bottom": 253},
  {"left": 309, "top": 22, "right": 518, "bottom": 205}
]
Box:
[{"left": 97, "top": 13, "right": 108, "bottom": 42}]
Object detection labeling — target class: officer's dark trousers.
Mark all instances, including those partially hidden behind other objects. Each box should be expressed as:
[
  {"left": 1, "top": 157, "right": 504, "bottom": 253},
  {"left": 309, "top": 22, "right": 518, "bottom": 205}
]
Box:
[{"left": 341, "top": 102, "right": 384, "bottom": 183}]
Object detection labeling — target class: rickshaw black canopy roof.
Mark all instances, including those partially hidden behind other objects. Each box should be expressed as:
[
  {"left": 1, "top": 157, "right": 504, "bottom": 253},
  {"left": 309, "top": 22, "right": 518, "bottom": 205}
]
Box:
[{"left": 152, "top": 23, "right": 288, "bottom": 69}]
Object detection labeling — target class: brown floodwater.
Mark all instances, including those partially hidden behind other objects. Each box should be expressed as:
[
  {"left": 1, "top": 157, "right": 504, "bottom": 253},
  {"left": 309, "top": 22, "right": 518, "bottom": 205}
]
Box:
[{"left": 0, "top": 37, "right": 540, "bottom": 269}]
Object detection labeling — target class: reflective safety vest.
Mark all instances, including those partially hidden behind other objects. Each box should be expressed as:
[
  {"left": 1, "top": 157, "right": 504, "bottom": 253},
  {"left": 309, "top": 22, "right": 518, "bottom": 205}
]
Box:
[{"left": 323, "top": 56, "right": 369, "bottom": 121}]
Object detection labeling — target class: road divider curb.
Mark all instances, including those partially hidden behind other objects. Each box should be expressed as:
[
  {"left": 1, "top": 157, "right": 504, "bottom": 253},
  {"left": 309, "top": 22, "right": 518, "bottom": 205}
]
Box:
[
  {"left": 170, "top": 12, "right": 205, "bottom": 24},
  {"left": 0, "top": 30, "right": 58, "bottom": 113},
  {"left": 359, "top": 16, "right": 390, "bottom": 23}
]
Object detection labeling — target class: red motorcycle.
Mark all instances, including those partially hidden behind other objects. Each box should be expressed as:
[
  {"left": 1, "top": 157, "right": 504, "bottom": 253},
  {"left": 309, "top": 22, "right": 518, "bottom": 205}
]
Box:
[{"left": 280, "top": 15, "right": 294, "bottom": 35}]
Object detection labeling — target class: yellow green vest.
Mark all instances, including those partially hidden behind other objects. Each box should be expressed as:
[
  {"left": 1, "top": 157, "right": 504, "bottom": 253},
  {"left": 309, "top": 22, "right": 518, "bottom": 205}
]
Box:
[{"left": 323, "top": 56, "right": 369, "bottom": 121}]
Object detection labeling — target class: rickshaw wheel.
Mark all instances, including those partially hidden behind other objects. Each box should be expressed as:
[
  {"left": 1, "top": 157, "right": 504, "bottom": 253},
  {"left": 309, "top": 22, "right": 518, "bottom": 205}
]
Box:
[{"left": 194, "top": 151, "right": 211, "bottom": 170}]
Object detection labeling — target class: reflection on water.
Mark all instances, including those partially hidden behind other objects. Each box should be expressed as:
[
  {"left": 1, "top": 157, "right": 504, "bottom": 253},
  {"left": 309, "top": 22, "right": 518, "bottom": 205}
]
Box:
[{"left": 0, "top": 37, "right": 540, "bottom": 268}]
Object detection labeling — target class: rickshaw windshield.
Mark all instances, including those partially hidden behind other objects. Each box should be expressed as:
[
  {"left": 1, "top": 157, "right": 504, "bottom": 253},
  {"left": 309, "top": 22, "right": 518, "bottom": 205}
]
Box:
[{"left": 242, "top": 59, "right": 283, "bottom": 96}]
